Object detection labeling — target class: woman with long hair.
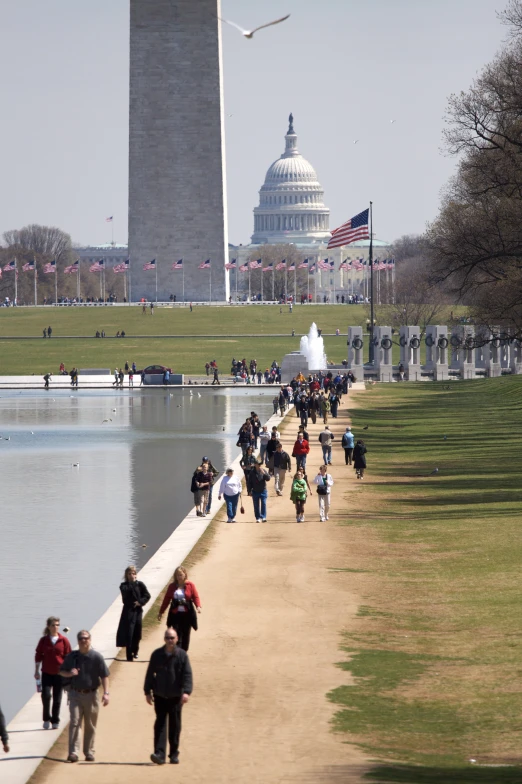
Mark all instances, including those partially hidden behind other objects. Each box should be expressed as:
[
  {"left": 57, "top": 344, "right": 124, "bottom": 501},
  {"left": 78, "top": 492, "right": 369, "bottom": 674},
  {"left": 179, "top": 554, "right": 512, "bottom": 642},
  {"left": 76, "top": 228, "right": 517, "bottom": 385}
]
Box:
[
  {"left": 290, "top": 469, "right": 309, "bottom": 523},
  {"left": 116, "top": 565, "right": 151, "bottom": 661},
  {"left": 158, "top": 566, "right": 202, "bottom": 651},
  {"left": 34, "top": 617, "right": 72, "bottom": 730}
]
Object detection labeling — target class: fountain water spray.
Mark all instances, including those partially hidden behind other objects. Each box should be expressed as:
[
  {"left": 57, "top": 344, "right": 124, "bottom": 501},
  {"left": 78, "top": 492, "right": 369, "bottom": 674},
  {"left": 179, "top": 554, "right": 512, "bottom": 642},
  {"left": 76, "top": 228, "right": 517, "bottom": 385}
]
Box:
[{"left": 300, "top": 323, "right": 327, "bottom": 370}]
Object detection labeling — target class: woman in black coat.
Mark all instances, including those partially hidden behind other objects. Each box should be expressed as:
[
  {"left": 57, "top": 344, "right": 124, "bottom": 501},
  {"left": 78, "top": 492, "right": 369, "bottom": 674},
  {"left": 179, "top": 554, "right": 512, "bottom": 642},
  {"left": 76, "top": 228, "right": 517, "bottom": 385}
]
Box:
[
  {"left": 353, "top": 439, "right": 367, "bottom": 480},
  {"left": 116, "top": 565, "right": 151, "bottom": 661}
]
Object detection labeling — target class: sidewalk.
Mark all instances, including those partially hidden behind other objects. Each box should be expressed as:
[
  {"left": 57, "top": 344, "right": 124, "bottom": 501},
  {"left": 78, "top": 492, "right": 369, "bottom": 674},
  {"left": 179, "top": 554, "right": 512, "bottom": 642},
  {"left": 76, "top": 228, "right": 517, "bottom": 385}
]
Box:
[{"left": 21, "top": 388, "right": 370, "bottom": 784}]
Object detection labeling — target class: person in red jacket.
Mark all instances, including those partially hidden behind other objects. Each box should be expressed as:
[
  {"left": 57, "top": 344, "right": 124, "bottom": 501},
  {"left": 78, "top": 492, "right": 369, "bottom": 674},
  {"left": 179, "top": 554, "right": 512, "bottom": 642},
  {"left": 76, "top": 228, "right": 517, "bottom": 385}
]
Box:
[
  {"left": 34, "top": 616, "right": 72, "bottom": 730},
  {"left": 292, "top": 432, "right": 310, "bottom": 471},
  {"left": 157, "top": 567, "right": 202, "bottom": 651}
]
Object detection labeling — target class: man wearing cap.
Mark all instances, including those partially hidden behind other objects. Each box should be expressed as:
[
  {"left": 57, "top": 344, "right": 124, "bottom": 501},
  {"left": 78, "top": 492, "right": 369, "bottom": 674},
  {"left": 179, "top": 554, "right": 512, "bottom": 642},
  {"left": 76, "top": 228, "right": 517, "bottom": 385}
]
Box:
[
  {"left": 202, "top": 456, "right": 219, "bottom": 514},
  {"left": 341, "top": 427, "right": 355, "bottom": 466}
]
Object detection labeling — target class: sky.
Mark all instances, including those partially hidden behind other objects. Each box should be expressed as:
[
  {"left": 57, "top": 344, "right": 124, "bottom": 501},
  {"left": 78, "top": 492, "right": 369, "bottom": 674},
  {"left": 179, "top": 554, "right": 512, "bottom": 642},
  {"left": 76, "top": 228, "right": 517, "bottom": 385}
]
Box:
[{"left": 0, "top": 0, "right": 507, "bottom": 248}]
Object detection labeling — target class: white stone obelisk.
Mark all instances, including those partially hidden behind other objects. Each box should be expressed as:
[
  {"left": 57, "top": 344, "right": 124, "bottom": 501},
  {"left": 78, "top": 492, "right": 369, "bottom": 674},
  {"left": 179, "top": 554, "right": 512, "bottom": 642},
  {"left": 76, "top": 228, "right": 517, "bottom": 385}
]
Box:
[{"left": 128, "top": 0, "right": 229, "bottom": 302}]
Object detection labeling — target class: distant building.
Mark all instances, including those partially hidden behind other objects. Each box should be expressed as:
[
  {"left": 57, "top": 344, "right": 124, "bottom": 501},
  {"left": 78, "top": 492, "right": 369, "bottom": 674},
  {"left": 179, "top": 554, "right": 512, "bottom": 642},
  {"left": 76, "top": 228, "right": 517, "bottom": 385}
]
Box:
[{"left": 251, "top": 114, "right": 330, "bottom": 246}]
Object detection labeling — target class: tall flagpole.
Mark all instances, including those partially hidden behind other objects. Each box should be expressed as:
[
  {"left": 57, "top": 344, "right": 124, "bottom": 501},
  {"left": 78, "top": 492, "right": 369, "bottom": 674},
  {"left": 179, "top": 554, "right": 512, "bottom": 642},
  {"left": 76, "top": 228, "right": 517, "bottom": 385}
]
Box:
[
  {"left": 272, "top": 267, "right": 275, "bottom": 301},
  {"left": 34, "top": 260, "right": 37, "bottom": 306},
  {"left": 307, "top": 265, "right": 310, "bottom": 304},
  {"left": 155, "top": 261, "right": 158, "bottom": 302},
  {"left": 55, "top": 262, "right": 58, "bottom": 304},
  {"left": 332, "top": 258, "right": 336, "bottom": 304},
  {"left": 209, "top": 263, "right": 212, "bottom": 304},
  {"left": 77, "top": 261, "right": 81, "bottom": 301},
  {"left": 248, "top": 266, "right": 251, "bottom": 301},
  {"left": 369, "top": 201, "right": 375, "bottom": 363},
  {"left": 14, "top": 258, "right": 18, "bottom": 304},
  {"left": 285, "top": 267, "right": 288, "bottom": 301},
  {"left": 294, "top": 265, "right": 297, "bottom": 302},
  {"left": 128, "top": 260, "right": 132, "bottom": 304},
  {"left": 260, "top": 262, "right": 264, "bottom": 301},
  {"left": 182, "top": 264, "right": 185, "bottom": 303}
]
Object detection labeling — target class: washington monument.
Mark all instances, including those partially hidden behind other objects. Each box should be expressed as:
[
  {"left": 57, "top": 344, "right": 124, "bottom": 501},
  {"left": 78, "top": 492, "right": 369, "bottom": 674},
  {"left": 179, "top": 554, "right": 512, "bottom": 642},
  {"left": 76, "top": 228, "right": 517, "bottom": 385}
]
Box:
[{"left": 128, "top": 0, "right": 229, "bottom": 302}]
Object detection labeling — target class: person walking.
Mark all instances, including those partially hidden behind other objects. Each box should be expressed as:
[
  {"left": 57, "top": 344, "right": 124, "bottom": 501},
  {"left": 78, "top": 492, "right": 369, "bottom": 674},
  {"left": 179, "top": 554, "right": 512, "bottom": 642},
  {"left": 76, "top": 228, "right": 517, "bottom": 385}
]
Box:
[
  {"left": 237, "top": 419, "right": 253, "bottom": 457},
  {"left": 249, "top": 412, "right": 261, "bottom": 449},
  {"left": 309, "top": 393, "right": 319, "bottom": 425},
  {"left": 342, "top": 426, "right": 355, "bottom": 465},
  {"left": 290, "top": 469, "right": 308, "bottom": 522},
  {"left": 265, "top": 432, "right": 279, "bottom": 475},
  {"left": 112, "top": 368, "right": 119, "bottom": 387},
  {"left": 43, "top": 372, "right": 52, "bottom": 390},
  {"left": 150, "top": 302, "right": 154, "bottom": 315},
  {"left": 193, "top": 462, "right": 213, "bottom": 516},
  {"left": 273, "top": 442, "right": 291, "bottom": 496},
  {"left": 43, "top": 327, "right": 47, "bottom": 339},
  {"left": 60, "top": 630, "right": 110, "bottom": 763},
  {"left": 47, "top": 326, "right": 52, "bottom": 338},
  {"left": 292, "top": 432, "right": 310, "bottom": 471},
  {"left": 278, "top": 389, "right": 286, "bottom": 417},
  {"left": 318, "top": 425, "right": 335, "bottom": 466},
  {"left": 320, "top": 395, "right": 330, "bottom": 425},
  {"left": 249, "top": 461, "right": 271, "bottom": 522},
  {"left": 353, "top": 439, "right": 367, "bottom": 479},
  {"left": 259, "top": 425, "right": 270, "bottom": 465},
  {"left": 158, "top": 567, "right": 201, "bottom": 651},
  {"left": 202, "top": 455, "right": 219, "bottom": 514},
  {"left": 128, "top": 369, "right": 134, "bottom": 387},
  {"left": 329, "top": 390, "right": 340, "bottom": 418},
  {"left": 0, "top": 702, "right": 8, "bottom": 753},
  {"left": 212, "top": 367, "right": 220, "bottom": 385},
  {"left": 313, "top": 464, "right": 334, "bottom": 521},
  {"left": 34, "top": 617, "right": 72, "bottom": 730},
  {"left": 240, "top": 446, "right": 257, "bottom": 495},
  {"left": 299, "top": 394, "right": 309, "bottom": 427},
  {"left": 144, "top": 628, "right": 193, "bottom": 766},
  {"left": 116, "top": 566, "right": 151, "bottom": 662},
  {"left": 118, "top": 368, "right": 124, "bottom": 388},
  {"left": 218, "top": 467, "right": 242, "bottom": 523}
]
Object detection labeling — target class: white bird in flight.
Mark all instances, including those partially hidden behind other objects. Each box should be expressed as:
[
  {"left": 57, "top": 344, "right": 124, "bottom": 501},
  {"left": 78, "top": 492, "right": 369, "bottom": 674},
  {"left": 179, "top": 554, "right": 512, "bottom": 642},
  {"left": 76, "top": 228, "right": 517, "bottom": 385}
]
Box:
[
  {"left": 219, "top": 13, "right": 290, "bottom": 39},
  {"left": 353, "top": 140, "right": 359, "bottom": 144},
  {"left": 390, "top": 119, "right": 396, "bottom": 123}
]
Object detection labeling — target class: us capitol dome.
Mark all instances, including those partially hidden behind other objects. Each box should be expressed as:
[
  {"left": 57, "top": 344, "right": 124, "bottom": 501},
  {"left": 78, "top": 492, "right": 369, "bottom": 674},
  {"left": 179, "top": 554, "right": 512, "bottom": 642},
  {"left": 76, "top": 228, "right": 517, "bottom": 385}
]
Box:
[{"left": 251, "top": 114, "right": 330, "bottom": 245}]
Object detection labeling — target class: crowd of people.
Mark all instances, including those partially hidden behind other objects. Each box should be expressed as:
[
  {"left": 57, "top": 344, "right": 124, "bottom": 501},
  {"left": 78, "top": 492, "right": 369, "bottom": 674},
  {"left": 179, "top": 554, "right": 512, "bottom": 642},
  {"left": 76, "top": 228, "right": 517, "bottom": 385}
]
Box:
[{"left": 1, "top": 368, "right": 369, "bottom": 767}]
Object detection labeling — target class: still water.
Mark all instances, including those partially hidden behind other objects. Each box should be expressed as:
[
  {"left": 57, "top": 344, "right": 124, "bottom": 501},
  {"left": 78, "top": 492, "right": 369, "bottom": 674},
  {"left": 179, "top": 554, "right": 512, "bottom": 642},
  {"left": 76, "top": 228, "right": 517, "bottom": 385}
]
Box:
[{"left": 0, "top": 387, "right": 275, "bottom": 722}]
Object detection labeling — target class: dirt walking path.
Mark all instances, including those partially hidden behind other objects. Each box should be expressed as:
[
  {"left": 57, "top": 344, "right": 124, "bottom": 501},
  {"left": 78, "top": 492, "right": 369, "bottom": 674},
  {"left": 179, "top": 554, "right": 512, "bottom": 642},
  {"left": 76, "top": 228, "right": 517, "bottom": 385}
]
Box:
[{"left": 32, "top": 393, "right": 369, "bottom": 784}]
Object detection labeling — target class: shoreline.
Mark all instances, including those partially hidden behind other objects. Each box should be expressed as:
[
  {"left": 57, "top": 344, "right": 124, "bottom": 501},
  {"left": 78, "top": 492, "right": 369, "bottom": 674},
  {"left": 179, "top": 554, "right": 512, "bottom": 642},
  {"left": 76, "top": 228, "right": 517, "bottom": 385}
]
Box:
[{"left": 2, "top": 403, "right": 292, "bottom": 784}]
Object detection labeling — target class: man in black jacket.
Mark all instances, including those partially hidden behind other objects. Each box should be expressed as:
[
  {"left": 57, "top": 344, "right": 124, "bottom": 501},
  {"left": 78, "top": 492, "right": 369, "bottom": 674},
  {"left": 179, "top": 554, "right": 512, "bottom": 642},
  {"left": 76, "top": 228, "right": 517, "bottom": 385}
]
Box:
[
  {"left": 0, "top": 701, "right": 9, "bottom": 753},
  {"left": 273, "top": 443, "right": 291, "bottom": 496},
  {"left": 144, "top": 629, "right": 193, "bottom": 765}
]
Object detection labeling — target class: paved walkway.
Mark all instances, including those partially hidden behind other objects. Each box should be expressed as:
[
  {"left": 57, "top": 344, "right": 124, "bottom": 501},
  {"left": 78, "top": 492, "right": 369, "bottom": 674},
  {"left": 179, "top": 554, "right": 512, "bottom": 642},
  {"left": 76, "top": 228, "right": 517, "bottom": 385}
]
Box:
[{"left": 22, "top": 389, "right": 369, "bottom": 784}]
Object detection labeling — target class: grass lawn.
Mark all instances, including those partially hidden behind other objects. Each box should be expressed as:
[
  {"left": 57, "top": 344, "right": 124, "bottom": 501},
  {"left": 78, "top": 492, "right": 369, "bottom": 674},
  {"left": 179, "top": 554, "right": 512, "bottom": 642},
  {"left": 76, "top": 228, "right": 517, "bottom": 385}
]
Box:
[
  {"left": 0, "top": 304, "right": 458, "bottom": 375},
  {"left": 331, "top": 377, "right": 522, "bottom": 780}
]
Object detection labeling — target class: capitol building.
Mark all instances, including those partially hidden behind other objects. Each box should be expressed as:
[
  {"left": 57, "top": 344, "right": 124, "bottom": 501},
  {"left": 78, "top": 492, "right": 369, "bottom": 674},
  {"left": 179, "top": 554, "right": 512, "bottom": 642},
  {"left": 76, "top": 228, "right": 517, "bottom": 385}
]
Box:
[{"left": 251, "top": 114, "right": 330, "bottom": 246}]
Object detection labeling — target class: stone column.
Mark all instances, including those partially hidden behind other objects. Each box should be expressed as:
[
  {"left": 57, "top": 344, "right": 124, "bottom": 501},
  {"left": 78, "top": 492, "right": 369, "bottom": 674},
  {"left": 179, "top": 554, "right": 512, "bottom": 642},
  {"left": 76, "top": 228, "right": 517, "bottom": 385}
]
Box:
[
  {"left": 450, "top": 326, "right": 476, "bottom": 379},
  {"left": 509, "top": 336, "right": 522, "bottom": 374},
  {"left": 399, "top": 326, "right": 422, "bottom": 381},
  {"left": 374, "top": 326, "right": 393, "bottom": 382},
  {"left": 347, "top": 326, "right": 364, "bottom": 381},
  {"left": 424, "top": 325, "right": 449, "bottom": 380},
  {"left": 128, "top": 0, "right": 229, "bottom": 302}
]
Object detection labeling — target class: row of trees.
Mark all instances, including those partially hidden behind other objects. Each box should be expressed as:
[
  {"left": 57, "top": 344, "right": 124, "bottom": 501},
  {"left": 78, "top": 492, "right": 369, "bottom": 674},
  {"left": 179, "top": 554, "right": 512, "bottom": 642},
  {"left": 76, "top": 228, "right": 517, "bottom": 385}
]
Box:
[{"left": 0, "top": 225, "right": 126, "bottom": 303}]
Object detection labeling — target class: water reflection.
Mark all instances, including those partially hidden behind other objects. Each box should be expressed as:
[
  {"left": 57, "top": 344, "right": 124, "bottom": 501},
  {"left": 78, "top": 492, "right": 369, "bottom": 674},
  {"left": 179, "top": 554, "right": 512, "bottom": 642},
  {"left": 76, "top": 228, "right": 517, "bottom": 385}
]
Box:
[{"left": 0, "top": 387, "right": 274, "bottom": 722}]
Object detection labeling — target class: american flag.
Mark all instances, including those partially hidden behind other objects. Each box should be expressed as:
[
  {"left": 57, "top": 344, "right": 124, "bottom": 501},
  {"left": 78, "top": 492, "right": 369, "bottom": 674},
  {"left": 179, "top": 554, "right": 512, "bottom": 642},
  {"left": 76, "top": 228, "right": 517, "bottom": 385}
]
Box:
[
  {"left": 239, "top": 264, "right": 248, "bottom": 272},
  {"left": 198, "top": 259, "right": 211, "bottom": 269},
  {"left": 339, "top": 259, "right": 348, "bottom": 270},
  {"left": 309, "top": 263, "right": 316, "bottom": 273},
  {"left": 249, "top": 259, "right": 262, "bottom": 270},
  {"left": 105, "top": 216, "right": 113, "bottom": 223},
  {"left": 225, "top": 259, "right": 236, "bottom": 270},
  {"left": 43, "top": 260, "right": 56, "bottom": 274},
  {"left": 298, "top": 258, "right": 309, "bottom": 269},
  {"left": 143, "top": 259, "right": 156, "bottom": 271},
  {"left": 113, "top": 259, "right": 130, "bottom": 273},
  {"left": 64, "top": 260, "right": 80, "bottom": 274},
  {"left": 172, "top": 259, "right": 183, "bottom": 270},
  {"left": 90, "top": 259, "right": 105, "bottom": 272},
  {"left": 287, "top": 262, "right": 296, "bottom": 272},
  {"left": 22, "top": 260, "right": 35, "bottom": 272},
  {"left": 263, "top": 263, "right": 273, "bottom": 273},
  {"left": 327, "top": 208, "right": 370, "bottom": 249},
  {"left": 3, "top": 260, "right": 16, "bottom": 272},
  {"left": 275, "top": 259, "right": 286, "bottom": 271},
  {"left": 318, "top": 258, "right": 330, "bottom": 270}
]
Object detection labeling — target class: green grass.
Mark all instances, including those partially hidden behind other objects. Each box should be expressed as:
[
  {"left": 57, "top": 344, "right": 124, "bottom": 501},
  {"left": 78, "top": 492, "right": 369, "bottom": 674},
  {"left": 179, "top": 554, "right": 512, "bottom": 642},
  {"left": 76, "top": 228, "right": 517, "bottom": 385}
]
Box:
[
  {"left": 329, "top": 377, "right": 522, "bottom": 777},
  {"left": 0, "top": 303, "right": 459, "bottom": 374}
]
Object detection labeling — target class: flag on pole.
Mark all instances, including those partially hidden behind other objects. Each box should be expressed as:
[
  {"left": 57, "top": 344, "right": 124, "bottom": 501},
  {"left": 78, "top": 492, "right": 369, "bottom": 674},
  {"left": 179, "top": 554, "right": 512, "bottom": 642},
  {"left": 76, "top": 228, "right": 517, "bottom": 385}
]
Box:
[
  {"left": 298, "top": 258, "right": 309, "bottom": 269},
  {"left": 90, "top": 259, "right": 105, "bottom": 272},
  {"left": 105, "top": 216, "right": 113, "bottom": 223},
  {"left": 249, "top": 259, "right": 262, "bottom": 269},
  {"left": 64, "top": 260, "right": 80, "bottom": 274},
  {"left": 329, "top": 259, "right": 335, "bottom": 270},
  {"left": 113, "top": 259, "right": 130, "bottom": 273},
  {"left": 172, "top": 259, "right": 183, "bottom": 270},
  {"left": 276, "top": 259, "right": 286, "bottom": 270},
  {"left": 309, "top": 263, "right": 316, "bottom": 273},
  {"left": 318, "top": 258, "right": 330, "bottom": 270},
  {"left": 263, "top": 263, "right": 273, "bottom": 273},
  {"left": 43, "top": 260, "right": 56, "bottom": 274},
  {"left": 287, "top": 262, "right": 296, "bottom": 272},
  {"left": 3, "top": 260, "right": 16, "bottom": 272},
  {"left": 22, "top": 260, "right": 36, "bottom": 272},
  {"left": 239, "top": 264, "right": 249, "bottom": 272},
  {"left": 327, "top": 208, "right": 370, "bottom": 249},
  {"left": 339, "top": 260, "right": 348, "bottom": 270},
  {"left": 225, "top": 259, "right": 236, "bottom": 270},
  {"left": 198, "top": 259, "right": 211, "bottom": 269},
  {"left": 143, "top": 259, "right": 156, "bottom": 271}
]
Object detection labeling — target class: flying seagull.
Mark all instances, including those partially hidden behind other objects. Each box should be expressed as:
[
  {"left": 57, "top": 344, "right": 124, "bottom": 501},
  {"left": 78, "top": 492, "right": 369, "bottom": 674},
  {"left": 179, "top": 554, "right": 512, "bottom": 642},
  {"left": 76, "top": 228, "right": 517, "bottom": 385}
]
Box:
[
  {"left": 390, "top": 119, "right": 396, "bottom": 123},
  {"left": 219, "top": 13, "right": 290, "bottom": 39},
  {"left": 353, "top": 139, "right": 359, "bottom": 144},
  {"left": 102, "top": 418, "right": 112, "bottom": 423},
  {"left": 63, "top": 626, "right": 70, "bottom": 633},
  {"left": 72, "top": 463, "right": 80, "bottom": 467}
]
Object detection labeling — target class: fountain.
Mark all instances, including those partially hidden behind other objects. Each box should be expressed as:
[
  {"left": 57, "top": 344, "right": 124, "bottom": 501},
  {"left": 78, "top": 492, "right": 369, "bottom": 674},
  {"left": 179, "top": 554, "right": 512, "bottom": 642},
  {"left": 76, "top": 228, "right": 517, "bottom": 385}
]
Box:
[{"left": 281, "top": 323, "right": 327, "bottom": 382}]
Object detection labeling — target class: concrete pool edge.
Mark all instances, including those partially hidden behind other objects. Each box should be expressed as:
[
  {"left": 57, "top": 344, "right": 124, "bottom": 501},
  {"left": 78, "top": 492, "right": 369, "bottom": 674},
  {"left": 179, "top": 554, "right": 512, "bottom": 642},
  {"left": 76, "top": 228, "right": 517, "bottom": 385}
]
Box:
[{"left": 2, "top": 404, "right": 291, "bottom": 784}]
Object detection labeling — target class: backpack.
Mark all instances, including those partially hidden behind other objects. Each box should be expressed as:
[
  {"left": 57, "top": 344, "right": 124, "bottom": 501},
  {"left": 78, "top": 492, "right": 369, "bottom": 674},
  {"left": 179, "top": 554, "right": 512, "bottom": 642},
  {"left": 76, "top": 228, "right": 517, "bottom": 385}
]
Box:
[{"left": 190, "top": 471, "right": 198, "bottom": 493}]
